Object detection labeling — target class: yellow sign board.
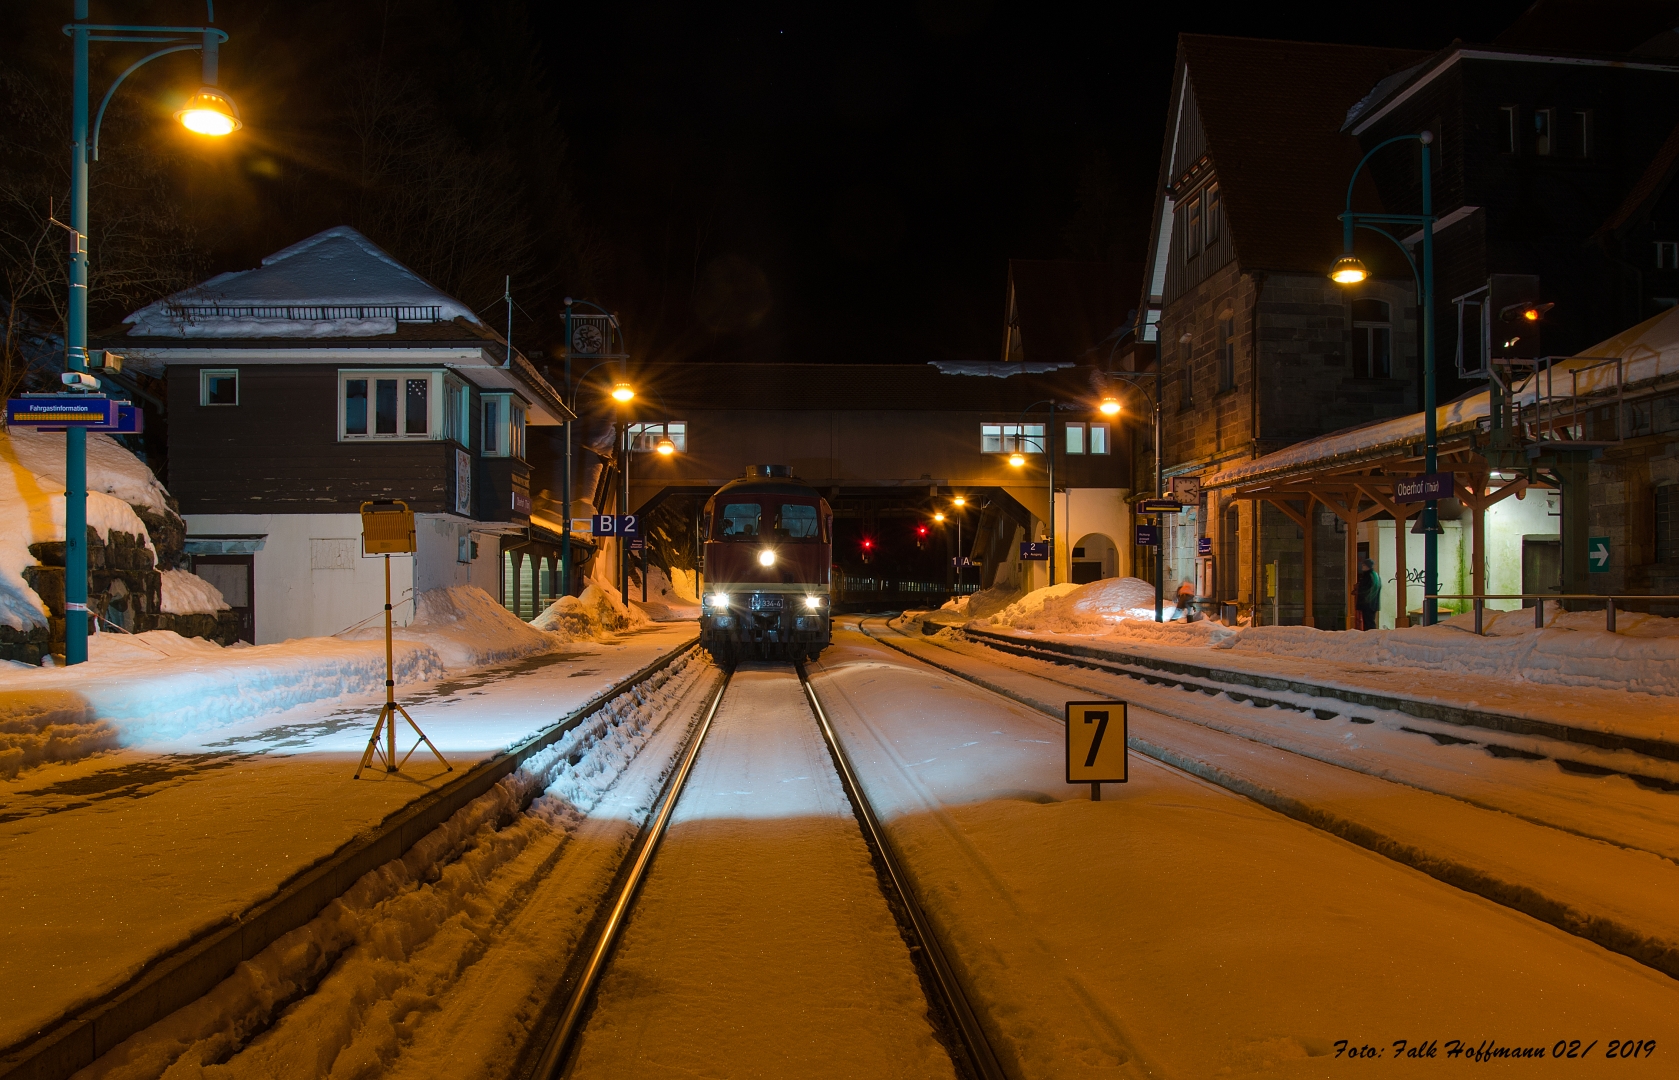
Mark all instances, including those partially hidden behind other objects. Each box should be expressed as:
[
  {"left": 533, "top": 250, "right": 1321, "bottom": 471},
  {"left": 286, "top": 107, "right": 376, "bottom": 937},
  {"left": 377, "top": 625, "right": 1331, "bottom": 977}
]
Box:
[
  {"left": 1066, "top": 700, "right": 1127, "bottom": 784},
  {"left": 361, "top": 500, "right": 416, "bottom": 555}
]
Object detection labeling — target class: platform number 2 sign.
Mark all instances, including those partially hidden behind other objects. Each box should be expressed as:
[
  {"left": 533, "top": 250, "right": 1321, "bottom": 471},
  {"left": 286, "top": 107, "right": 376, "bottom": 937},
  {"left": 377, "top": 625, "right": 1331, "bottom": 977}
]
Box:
[{"left": 1066, "top": 700, "right": 1127, "bottom": 799}]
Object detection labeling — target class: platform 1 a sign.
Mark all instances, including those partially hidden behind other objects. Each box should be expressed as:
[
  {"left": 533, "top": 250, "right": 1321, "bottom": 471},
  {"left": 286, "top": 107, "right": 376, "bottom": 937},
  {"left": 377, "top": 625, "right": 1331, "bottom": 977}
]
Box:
[{"left": 1066, "top": 700, "right": 1127, "bottom": 800}]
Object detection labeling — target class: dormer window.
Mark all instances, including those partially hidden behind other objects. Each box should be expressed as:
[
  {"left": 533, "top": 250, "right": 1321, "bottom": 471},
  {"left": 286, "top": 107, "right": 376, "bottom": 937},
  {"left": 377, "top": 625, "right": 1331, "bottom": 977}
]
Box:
[{"left": 482, "top": 393, "right": 526, "bottom": 459}]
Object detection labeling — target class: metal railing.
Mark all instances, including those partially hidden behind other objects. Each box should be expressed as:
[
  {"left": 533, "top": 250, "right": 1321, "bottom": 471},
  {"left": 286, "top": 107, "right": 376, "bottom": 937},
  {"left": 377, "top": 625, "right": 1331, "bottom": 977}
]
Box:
[
  {"left": 168, "top": 303, "right": 444, "bottom": 322},
  {"left": 1427, "top": 593, "right": 1679, "bottom": 634}
]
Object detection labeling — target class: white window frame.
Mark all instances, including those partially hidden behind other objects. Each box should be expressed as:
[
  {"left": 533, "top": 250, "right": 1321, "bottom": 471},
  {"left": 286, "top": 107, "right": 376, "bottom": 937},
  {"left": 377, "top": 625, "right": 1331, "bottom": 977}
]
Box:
[
  {"left": 200, "top": 368, "right": 238, "bottom": 406},
  {"left": 1065, "top": 422, "right": 1086, "bottom": 455},
  {"left": 338, "top": 369, "right": 445, "bottom": 441},
  {"left": 628, "top": 420, "right": 688, "bottom": 453},
  {"left": 1089, "top": 422, "right": 1110, "bottom": 455},
  {"left": 1499, "top": 105, "right": 1518, "bottom": 154},
  {"left": 1351, "top": 298, "right": 1393, "bottom": 380},
  {"left": 981, "top": 422, "right": 1046, "bottom": 454},
  {"left": 481, "top": 392, "right": 528, "bottom": 460},
  {"left": 442, "top": 374, "right": 470, "bottom": 446}
]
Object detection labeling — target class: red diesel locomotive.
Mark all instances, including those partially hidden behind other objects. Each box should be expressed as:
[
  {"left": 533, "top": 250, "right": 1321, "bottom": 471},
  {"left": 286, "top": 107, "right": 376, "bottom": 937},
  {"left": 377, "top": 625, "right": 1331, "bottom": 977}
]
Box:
[{"left": 699, "top": 465, "right": 832, "bottom": 661}]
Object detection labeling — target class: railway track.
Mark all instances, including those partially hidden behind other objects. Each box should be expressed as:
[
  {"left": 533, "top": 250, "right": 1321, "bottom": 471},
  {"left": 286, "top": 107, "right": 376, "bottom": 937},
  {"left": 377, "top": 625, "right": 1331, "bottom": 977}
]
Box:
[
  {"left": 852, "top": 614, "right": 1679, "bottom": 981},
  {"left": 524, "top": 660, "right": 1004, "bottom": 1080}
]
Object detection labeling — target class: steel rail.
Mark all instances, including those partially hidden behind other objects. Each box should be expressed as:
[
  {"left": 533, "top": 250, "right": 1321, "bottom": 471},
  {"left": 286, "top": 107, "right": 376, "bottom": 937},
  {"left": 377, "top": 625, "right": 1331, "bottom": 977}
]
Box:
[
  {"left": 797, "top": 661, "right": 1009, "bottom": 1080},
  {"left": 529, "top": 664, "right": 733, "bottom": 1080}
]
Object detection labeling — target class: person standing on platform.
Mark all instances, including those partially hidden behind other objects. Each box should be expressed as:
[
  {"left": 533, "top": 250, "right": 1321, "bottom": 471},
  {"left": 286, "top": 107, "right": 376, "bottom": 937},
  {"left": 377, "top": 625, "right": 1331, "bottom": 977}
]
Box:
[{"left": 1354, "top": 557, "right": 1381, "bottom": 630}]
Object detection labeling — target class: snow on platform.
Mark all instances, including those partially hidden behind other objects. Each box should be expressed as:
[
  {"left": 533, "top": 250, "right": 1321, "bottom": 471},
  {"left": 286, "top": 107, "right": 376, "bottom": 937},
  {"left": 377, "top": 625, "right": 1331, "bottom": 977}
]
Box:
[
  {"left": 0, "top": 623, "right": 696, "bottom": 1057},
  {"left": 810, "top": 627, "right": 1679, "bottom": 1078}
]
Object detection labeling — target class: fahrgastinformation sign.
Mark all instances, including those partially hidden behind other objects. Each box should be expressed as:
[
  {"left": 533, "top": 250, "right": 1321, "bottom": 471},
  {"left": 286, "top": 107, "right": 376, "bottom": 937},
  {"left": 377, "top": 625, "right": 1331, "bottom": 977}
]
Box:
[
  {"left": 1066, "top": 699, "right": 1127, "bottom": 801},
  {"left": 7, "top": 395, "right": 116, "bottom": 427}
]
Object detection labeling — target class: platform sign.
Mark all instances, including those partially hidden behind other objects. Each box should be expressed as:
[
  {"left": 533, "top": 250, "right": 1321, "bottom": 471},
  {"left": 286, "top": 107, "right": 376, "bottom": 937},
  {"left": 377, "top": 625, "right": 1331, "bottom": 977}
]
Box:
[
  {"left": 1394, "top": 472, "right": 1454, "bottom": 503},
  {"left": 1139, "top": 498, "right": 1184, "bottom": 513},
  {"left": 1066, "top": 700, "right": 1127, "bottom": 798},
  {"left": 1197, "top": 536, "right": 1213, "bottom": 556},
  {"left": 7, "top": 395, "right": 114, "bottom": 427},
  {"left": 1588, "top": 536, "right": 1610, "bottom": 573},
  {"left": 628, "top": 536, "right": 645, "bottom": 552},
  {"left": 590, "top": 514, "right": 640, "bottom": 536},
  {"left": 1020, "top": 540, "right": 1049, "bottom": 561},
  {"left": 1135, "top": 523, "right": 1160, "bottom": 547}
]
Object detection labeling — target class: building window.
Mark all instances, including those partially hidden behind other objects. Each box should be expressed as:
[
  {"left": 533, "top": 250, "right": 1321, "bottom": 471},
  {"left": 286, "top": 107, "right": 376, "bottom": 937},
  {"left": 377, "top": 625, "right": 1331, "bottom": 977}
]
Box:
[
  {"left": 1065, "top": 422, "right": 1086, "bottom": 454},
  {"left": 200, "top": 369, "right": 238, "bottom": 406},
  {"left": 1351, "top": 298, "right": 1392, "bottom": 379},
  {"left": 1179, "top": 337, "right": 1194, "bottom": 408},
  {"left": 1534, "top": 108, "right": 1553, "bottom": 156},
  {"left": 340, "top": 370, "right": 436, "bottom": 439},
  {"left": 628, "top": 420, "right": 688, "bottom": 452},
  {"left": 1573, "top": 110, "right": 1592, "bottom": 158},
  {"left": 1185, "top": 196, "right": 1203, "bottom": 255},
  {"left": 1657, "top": 242, "right": 1679, "bottom": 270},
  {"left": 443, "top": 376, "right": 470, "bottom": 445},
  {"left": 1204, "top": 184, "right": 1221, "bottom": 243},
  {"left": 482, "top": 393, "right": 527, "bottom": 459},
  {"left": 1089, "top": 423, "right": 1109, "bottom": 454},
  {"left": 981, "top": 422, "right": 1045, "bottom": 454},
  {"left": 1499, "top": 106, "right": 1518, "bottom": 154},
  {"left": 1658, "top": 486, "right": 1679, "bottom": 564},
  {"left": 1217, "top": 313, "right": 1236, "bottom": 391}
]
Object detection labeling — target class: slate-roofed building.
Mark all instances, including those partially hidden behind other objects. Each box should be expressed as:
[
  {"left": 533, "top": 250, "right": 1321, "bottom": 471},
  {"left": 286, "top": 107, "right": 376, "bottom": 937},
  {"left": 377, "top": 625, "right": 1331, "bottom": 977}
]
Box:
[{"left": 110, "top": 227, "right": 576, "bottom": 643}]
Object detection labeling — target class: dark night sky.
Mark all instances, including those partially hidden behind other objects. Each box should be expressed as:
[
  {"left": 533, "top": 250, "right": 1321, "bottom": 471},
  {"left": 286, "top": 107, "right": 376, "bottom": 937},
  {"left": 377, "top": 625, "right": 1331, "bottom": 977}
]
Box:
[{"left": 526, "top": 1, "right": 1536, "bottom": 366}]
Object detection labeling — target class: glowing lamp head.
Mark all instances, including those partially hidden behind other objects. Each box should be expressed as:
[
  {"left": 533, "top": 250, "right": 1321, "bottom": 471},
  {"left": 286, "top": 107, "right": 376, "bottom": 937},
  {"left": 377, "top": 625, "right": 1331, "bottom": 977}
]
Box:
[
  {"left": 175, "top": 88, "right": 243, "bottom": 136},
  {"left": 758, "top": 549, "right": 776, "bottom": 567},
  {"left": 953, "top": 496, "right": 965, "bottom": 507},
  {"left": 709, "top": 592, "right": 729, "bottom": 609},
  {"left": 804, "top": 595, "right": 822, "bottom": 610},
  {"left": 611, "top": 382, "right": 635, "bottom": 403},
  {"left": 1008, "top": 451, "right": 1026, "bottom": 467},
  {"left": 1329, "top": 255, "right": 1369, "bottom": 285},
  {"left": 1522, "top": 307, "right": 1540, "bottom": 322},
  {"left": 1099, "top": 396, "right": 1121, "bottom": 416},
  {"left": 655, "top": 435, "right": 676, "bottom": 455},
  {"left": 933, "top": 512, "right": 945, "bottom": 522}
]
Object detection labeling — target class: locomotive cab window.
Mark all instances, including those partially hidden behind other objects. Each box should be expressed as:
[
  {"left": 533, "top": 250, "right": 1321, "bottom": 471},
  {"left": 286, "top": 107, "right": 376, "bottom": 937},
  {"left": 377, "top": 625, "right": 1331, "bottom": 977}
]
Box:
[
  {"left": 774, "top": 503, "right": 821, "bottom": 540},
  {"left": 718, "top": 503, "right": 762, "bottom": 539}
]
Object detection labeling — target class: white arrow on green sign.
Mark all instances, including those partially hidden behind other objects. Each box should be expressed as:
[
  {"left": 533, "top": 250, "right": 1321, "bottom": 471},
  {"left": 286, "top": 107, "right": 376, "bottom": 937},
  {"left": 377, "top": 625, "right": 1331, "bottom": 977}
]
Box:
[{"left": 1588, "top": 536, "right": 1610, "bottom": 573}]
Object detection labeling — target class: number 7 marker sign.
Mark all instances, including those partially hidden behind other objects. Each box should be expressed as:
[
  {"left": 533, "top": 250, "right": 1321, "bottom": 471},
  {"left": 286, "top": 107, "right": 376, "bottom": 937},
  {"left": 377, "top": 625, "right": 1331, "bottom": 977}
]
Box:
[{"left": 1066, "top": 700, "right": 1128, "bottom": 800}]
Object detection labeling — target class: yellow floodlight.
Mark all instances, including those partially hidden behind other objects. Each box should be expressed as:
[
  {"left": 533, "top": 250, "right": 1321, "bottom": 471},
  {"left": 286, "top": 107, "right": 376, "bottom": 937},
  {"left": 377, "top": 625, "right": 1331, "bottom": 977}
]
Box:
[
  {"left": 1329, "top": 254, "right": 1369, "bottom": 285},
  {"left": 175, "top": 88, "right": 242, "bottom": 136}
]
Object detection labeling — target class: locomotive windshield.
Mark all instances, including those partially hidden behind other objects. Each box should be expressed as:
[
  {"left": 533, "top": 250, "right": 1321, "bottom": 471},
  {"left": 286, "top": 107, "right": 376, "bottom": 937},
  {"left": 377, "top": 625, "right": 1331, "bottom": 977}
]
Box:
[{"left": 713, "top": 499, "right": 824, "bottom": 541}]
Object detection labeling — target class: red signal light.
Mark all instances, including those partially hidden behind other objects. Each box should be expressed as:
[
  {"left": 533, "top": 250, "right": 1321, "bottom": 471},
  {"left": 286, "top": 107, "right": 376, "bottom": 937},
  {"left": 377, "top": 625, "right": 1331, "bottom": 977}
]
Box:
[
  {"left": 917, "top": 525, "right": 928, "bottom": 536},
  {"left": 862, "top": 538, "right": 873, "bottom": 548}
]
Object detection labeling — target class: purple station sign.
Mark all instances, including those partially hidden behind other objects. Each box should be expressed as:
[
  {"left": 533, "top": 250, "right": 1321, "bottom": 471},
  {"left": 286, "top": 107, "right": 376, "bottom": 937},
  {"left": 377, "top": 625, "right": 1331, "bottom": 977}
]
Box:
[{"left": 1394, "top": 472, "right": 1454, "bottom": 504}]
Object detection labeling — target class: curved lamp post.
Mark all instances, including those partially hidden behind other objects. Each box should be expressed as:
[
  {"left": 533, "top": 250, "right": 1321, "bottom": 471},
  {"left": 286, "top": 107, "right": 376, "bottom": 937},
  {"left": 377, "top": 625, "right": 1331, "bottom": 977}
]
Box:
[
  {"left": 61, "top": 1, "right": 240, "bottom": 664},
  {"left": 1332, "top": 131, "right": 1437, "bottom": 624}
]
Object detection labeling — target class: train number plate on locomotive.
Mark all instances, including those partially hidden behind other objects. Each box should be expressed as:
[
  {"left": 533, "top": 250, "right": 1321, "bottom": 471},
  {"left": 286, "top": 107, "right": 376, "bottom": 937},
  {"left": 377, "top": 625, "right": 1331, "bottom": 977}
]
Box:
[{"left": 749, "top": 594, "right": 783, "bottom": 611}]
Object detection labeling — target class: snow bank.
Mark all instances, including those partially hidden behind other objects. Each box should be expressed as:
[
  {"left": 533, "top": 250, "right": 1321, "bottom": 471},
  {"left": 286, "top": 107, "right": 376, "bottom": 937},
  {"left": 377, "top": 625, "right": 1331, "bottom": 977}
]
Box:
[
  {"left": 367, "top": 585, "right": 552, "bottom": 669},
  {"left": 159, "top": 569, "right": 229, "bottom": 615},
  {"left": 534, "top": 583, "right": 653, "bottom": 639},
  {"left": 0, "top": 428, "right": 163, "bottom": 631},
  {"left": 629, "top": 565, "right": 701, "bottom": 622},
  {"left": 978, "top": 577, "right": 1238, "bottom": 645},
  {"left": 0, "top": 689, "right": 119, "bottom": 780}
]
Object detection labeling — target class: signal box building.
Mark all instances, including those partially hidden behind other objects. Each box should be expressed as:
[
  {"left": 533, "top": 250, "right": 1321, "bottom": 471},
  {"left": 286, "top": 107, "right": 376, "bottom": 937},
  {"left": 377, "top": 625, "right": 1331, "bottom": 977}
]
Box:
[{"left": 111, "top": 227, "right": 574, "bottom": 644}]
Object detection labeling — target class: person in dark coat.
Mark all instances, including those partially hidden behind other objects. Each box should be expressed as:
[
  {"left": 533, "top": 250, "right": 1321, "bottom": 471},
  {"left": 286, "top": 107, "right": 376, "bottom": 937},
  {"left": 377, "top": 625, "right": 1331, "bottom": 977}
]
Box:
[{"left": 1353, "top": 557, "right": 1381, "bottom": 630}]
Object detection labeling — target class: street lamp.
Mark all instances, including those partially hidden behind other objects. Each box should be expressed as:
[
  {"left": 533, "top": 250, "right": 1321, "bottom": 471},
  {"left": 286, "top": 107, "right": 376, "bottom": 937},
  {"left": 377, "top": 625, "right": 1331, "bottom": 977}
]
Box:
[
  {"left": 60, "top": 1, "right": 237, "bottom": 665},
  {"left": 1332, "top": 129, "right": 1438, "bottom": 623},
  {"left": 1105, "top": 373, "right": 1165, "bottom": 621},
  {"left": 1009, "top": 399, "right": 1057, "bottom": 586}
]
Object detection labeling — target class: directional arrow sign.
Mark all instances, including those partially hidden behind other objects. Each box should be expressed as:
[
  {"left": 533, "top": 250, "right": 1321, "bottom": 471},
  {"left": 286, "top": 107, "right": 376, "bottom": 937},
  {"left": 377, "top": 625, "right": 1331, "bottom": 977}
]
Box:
[{"left": 1588, "top": 536, "right": 1610, "bottom": 574}]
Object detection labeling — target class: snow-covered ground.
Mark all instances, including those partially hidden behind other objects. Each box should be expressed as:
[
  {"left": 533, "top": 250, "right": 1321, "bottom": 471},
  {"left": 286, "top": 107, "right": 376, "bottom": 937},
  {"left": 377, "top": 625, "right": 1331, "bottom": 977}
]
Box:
[
  {"left": 810, "top": 625, "right": 1679, "bottom": 1078},
  {"left": 571, "top": 666, "right": 955, "bottom": 1079},
  {"left": 0, "top": 623, "right": 697, "bottom": 1059}
]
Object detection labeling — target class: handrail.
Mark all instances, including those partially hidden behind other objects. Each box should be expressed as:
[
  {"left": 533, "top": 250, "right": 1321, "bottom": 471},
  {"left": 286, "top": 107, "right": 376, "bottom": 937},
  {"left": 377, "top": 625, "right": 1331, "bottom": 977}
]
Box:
[{"left": 1425, "top": 593, "right": 1679, "bottom": 635}]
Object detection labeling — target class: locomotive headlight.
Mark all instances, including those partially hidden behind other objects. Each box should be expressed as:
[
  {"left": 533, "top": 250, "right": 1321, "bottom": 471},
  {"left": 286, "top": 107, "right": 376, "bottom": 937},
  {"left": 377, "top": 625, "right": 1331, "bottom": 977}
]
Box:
[
  {"left": 709, "top": 592, "right": 729, "bottom": 609},
  {"left": 804, "top": 595, "right": 822, "bottom": 610},
  {"left": 758, "top": 549, "right": 776, "bottom": 567}
]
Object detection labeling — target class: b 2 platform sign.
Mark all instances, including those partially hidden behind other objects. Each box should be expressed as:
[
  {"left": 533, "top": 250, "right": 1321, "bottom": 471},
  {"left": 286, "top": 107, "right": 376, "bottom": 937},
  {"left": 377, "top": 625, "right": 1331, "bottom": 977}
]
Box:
[
  {"left": 1066, "top": 700, "right": 1127, "bottom": 799},
  {"left": 590, "top": 514, "right": 640, "bottom": 536}
]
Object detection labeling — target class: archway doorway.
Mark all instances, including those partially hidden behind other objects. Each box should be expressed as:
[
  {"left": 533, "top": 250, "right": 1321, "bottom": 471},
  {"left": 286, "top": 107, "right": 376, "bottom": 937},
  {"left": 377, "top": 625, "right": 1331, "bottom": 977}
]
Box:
[{"left": 1071, "top": 532, "right": 1119, "bottom": 584}]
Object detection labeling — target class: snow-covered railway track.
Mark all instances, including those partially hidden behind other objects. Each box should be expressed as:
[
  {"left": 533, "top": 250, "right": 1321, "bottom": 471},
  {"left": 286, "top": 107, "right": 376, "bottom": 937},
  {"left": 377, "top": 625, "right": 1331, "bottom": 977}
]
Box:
[
  {"left": 856, "top": 616, "right": 1679, "bottom": 983},
  {"left": 534, "top": 662, "right": 1001, "bottom": 1080}
]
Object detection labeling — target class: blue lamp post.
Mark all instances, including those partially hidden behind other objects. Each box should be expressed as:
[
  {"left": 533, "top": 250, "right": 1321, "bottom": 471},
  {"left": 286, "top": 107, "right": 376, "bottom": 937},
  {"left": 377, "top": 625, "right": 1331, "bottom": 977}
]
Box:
[
  {"left": 1333, "top": 131, "right": 1438, "bottom": 625},
  {"left": 61, "top": 1, "right": 241, "bottom": 663},
  {"left": 559, "top": 298, "right": 626, "bottom": 598}
]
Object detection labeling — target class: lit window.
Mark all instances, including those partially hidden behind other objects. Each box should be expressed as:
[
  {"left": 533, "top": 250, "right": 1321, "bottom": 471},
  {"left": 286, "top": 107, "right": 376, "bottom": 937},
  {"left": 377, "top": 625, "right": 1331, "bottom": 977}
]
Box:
[
  {"left": 1351, "top": 298, "right": 1392, "bottom": 379},
  {"left": 200, "top": 369, "right": 238, "bottom": 406},
  {"left": 981, "top": 422, "right": 1045, "bottom": 454},
  {"left": 340, "top": 370, "right": 436, "bottom": 440},
  {"left": 1065, "top": 422, "right": 1086, "bottom": 454},
  {"left": 628, "top": 421, "right": 688, "bottom": 452},
  {"left": 481, "top": 393, "right": 527, "bottom": 458},
  {"left": 1534, "top": 108, "right": 1553, "bottom": 156},
  {"left": 1089, "top": 423, "right": 1109, "bottom": 454}
]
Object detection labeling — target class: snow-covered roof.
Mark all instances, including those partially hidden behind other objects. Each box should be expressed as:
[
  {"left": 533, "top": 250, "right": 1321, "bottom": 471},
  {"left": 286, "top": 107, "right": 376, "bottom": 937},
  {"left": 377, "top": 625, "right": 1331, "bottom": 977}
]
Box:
[
  {"left": 124, "top": 227, "right": 482, "bottom": 338},
  {"left": 929, "top": 361, "right": 1075, "bottom": 378},
  {"left": 1205, "top": 304, "right": 1679, "bottom": 489}
]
